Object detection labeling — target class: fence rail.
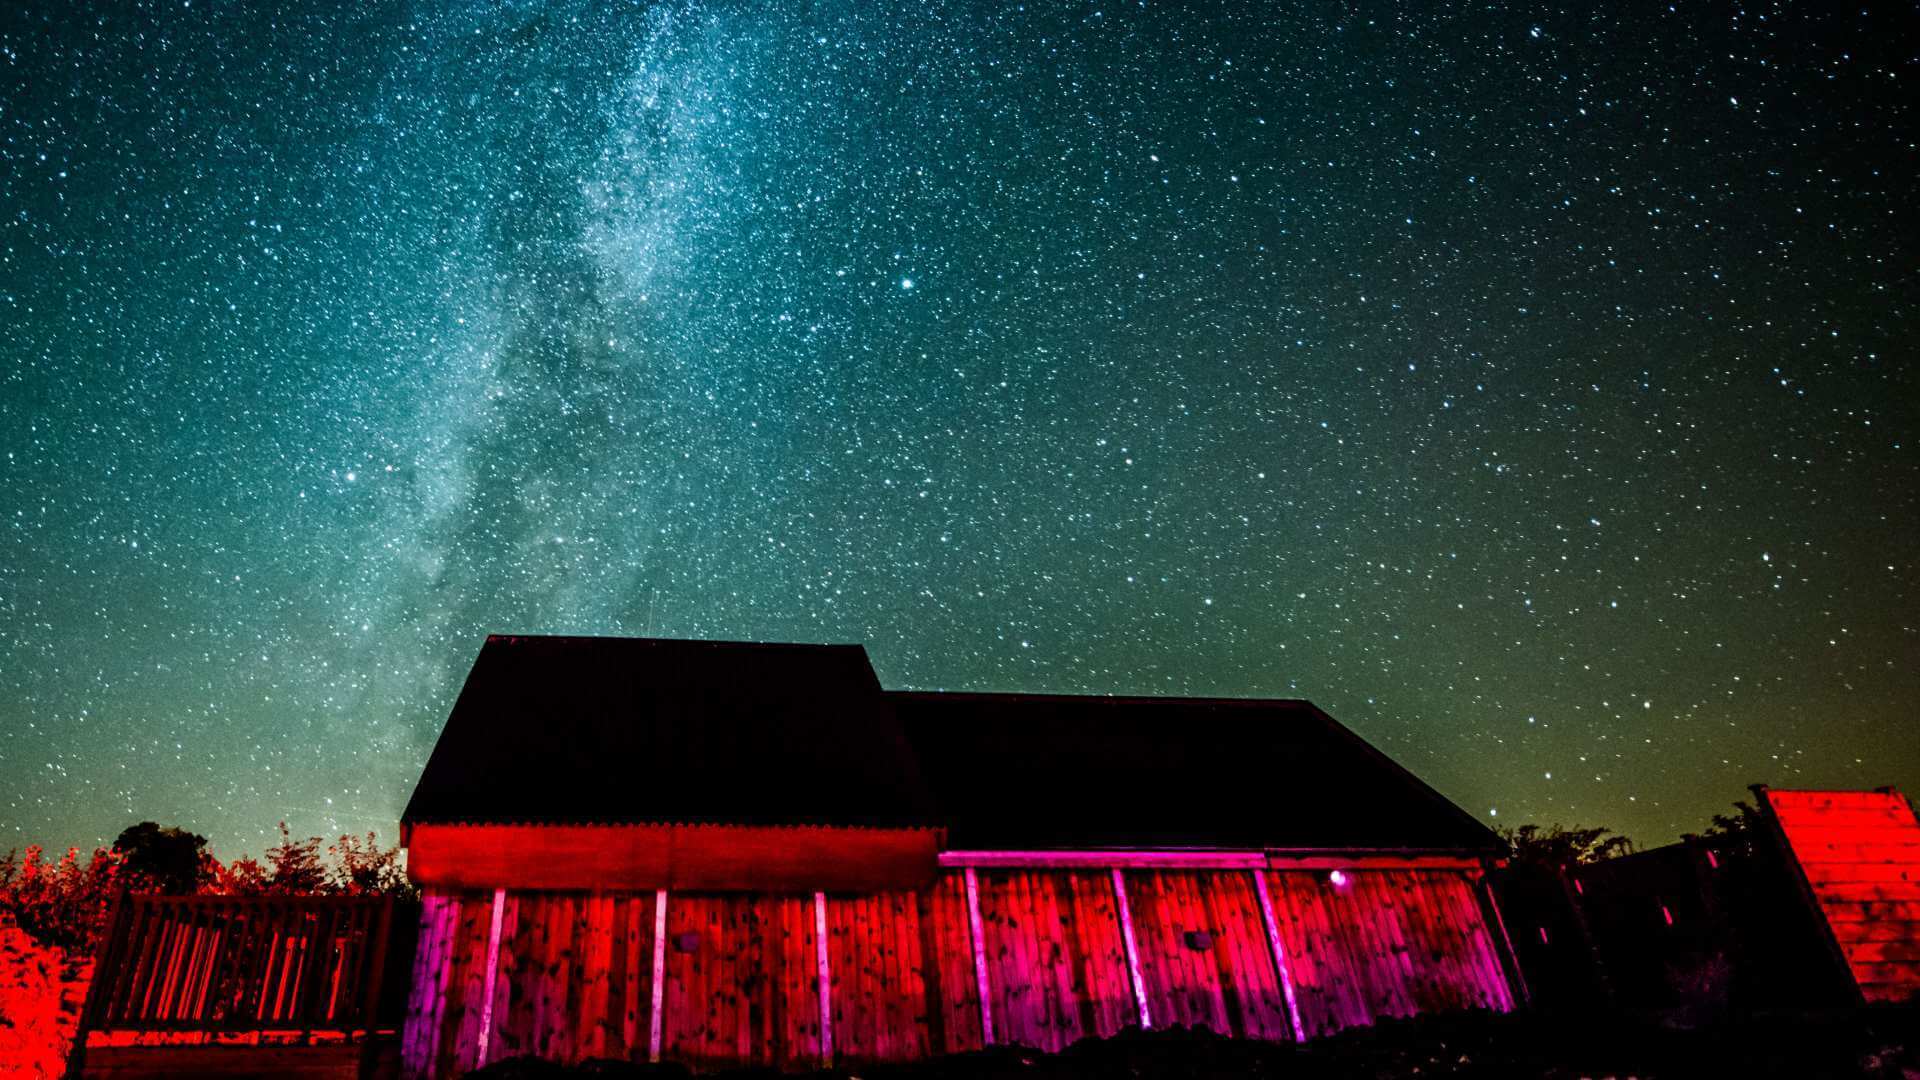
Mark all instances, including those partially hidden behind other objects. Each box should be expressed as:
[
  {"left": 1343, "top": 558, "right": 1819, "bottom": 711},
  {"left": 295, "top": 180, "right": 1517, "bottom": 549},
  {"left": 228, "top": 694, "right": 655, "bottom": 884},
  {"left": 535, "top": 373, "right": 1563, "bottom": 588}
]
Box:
[{"left": 80, "top": 894, "right": 399, "bottom": 1035}]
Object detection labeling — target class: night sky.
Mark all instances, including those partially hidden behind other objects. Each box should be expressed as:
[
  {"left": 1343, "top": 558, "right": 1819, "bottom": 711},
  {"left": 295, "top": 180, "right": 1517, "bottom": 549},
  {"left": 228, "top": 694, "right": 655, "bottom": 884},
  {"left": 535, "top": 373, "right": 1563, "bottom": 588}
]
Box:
[{"left": 3, "top": 1, "right": 1915, "bottom": 860}]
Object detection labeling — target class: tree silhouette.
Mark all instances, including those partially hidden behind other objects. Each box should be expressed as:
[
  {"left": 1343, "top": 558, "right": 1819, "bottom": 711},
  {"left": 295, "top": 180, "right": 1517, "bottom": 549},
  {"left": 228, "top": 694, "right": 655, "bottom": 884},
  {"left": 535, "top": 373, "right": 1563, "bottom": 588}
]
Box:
[{"left": 111, "top": 822, "right": 208, "bottom": 895}]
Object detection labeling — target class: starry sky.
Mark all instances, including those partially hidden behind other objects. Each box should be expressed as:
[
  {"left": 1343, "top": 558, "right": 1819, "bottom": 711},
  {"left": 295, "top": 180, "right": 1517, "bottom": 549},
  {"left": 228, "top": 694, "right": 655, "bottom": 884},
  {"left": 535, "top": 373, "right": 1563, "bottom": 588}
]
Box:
[{"left": 3, "top": 0, "right": 1915, "bottom": 859}]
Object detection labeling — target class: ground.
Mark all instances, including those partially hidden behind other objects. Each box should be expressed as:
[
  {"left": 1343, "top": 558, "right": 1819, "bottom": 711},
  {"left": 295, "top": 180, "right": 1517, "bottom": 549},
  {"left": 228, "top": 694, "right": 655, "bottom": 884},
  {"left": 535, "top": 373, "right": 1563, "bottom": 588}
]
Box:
[
  {"left": 469, "top": 1007, "right": 1920, "bottom": 1080},
  {"left": 0, "top": 915, "right": 91, "bottom": 1080}
]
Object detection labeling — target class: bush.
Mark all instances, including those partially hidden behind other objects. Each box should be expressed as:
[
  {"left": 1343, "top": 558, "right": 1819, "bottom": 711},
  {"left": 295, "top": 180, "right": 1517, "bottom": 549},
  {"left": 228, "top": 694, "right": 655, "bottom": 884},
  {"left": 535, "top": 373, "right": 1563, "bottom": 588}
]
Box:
[
  {"left": 0, "top": 845, "right": 121, "bottom": 952},
  {"left": 2, "top": 821, "right": 414, "bottom": 953}
]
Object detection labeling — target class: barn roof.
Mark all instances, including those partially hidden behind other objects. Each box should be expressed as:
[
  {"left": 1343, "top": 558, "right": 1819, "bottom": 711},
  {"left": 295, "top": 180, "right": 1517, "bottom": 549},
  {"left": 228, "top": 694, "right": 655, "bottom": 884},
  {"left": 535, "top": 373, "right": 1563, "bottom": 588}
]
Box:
[
  {"left": 891, "top": 692, "right": 1501, "bottom": 853},
  {"left": 402, "top": 635, "right": 940, "bottom": 831},
  {"left": 404, "top": 634, "right": 1500, "bottom": 854}
]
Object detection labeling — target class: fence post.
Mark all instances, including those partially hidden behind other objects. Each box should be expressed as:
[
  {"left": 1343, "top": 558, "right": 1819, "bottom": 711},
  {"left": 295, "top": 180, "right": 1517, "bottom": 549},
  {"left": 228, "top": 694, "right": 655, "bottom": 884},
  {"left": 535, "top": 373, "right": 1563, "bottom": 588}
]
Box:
[
  {"left": 63, "top": 880, "right": 132, "bottom": 1080},
  {"left": 358, "top": 896, "right": 397, "bottom": 1076}
]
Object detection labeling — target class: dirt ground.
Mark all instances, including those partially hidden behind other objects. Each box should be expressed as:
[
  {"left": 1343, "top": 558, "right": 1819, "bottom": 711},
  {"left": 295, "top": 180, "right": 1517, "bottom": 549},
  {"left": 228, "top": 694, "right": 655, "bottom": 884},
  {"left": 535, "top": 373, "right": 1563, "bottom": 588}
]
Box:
[
  {"left": 468, "top": 1005, "right": 1920, "bottom": 1080},
  {"left": 0, "top": 916, "right": 91, "bottom": 1080}
]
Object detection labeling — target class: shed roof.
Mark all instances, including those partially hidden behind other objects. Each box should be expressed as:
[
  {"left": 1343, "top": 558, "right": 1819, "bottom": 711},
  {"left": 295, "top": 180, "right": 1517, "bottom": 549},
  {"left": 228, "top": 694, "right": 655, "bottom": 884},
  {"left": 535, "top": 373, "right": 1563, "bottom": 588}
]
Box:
[{"left": 403, "top": 635, "right": 1500, "bottom": 854}]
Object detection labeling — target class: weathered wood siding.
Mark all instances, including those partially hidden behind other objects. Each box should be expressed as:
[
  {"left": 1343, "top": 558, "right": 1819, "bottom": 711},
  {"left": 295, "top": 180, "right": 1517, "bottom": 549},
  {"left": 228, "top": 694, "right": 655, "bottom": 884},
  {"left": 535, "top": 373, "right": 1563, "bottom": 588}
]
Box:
[
  {"left": 1767, "top": 789, "right": 1920, "bottom": 1003},
  {"left": 402, "top": 867, "right": 1513, "bottom": 1076},
  {"left": 1124, "top": 871, "right": 1293, "bottom": 1040},
  {"left": 1265, "top": 870, "right": 1513, "bottom": 1037},
  {"left": 976, "top": 869, "right": 1135, "bottom": 1051},
  {"left": 662, "top": 894, "right": 823, "bottom": 1070},
  {"left": 917, "top": 870, "right": 984, "bottom": 1054},
  {"left": 401, "top": 890, "right": 659, "bottom": 1078},
  {"left": 826, "top": 892, "right": 930, "bottom": 1063}
]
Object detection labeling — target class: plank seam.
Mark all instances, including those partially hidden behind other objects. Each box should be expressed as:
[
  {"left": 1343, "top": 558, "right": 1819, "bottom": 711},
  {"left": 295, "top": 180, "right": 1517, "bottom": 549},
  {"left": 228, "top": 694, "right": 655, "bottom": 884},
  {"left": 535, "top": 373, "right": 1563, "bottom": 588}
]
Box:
[
  {"left": 1249, "top": 870, "right": 1306, "bottom": 1042},
  {"left": 475, "top": 888, "right": 507, "bottom": 1068},
  {"left": 963, "top": 867, "right": 995, "bottom": 1045},
  {"left": 648, "top": 889, "right": 668, "bottom": 1063},
  {"left": 814, "top": 891, "right": 834, "bottom": 1065},
  {"left": 1110, "top": 868, "right": 1152, "bottom": 1030}
]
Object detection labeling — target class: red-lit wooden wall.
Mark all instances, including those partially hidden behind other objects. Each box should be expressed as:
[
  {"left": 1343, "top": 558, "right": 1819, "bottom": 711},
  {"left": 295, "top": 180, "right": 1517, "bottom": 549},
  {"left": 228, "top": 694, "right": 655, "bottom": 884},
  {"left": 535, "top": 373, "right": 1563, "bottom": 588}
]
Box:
[
  {"left": 400, "top": 865, "right": 1513, "bottom": 1077},
  {"left": 1764, "top": 788, "right": 1920, "bottom": 1003}
]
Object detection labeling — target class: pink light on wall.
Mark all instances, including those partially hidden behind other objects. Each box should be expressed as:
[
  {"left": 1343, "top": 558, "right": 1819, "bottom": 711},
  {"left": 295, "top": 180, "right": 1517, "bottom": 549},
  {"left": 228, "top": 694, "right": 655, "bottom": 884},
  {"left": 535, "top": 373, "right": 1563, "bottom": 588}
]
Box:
[{"left": 1326, "top": 869, "right": 1348, "bottom": 888}]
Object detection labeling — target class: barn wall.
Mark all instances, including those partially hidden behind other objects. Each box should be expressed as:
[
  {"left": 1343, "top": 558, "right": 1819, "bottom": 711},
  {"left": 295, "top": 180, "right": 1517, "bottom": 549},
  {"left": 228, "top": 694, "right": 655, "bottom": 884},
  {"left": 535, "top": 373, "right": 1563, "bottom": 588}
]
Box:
[
  {"left": 1265, "top": 869, "right": 1513, "bottom": 1037},
  {"left": 1125, "top": 870, "right": 1294, "bottom": 1041},
  {"left": 400, "top": 890, "right": 659, "bottom": 1078},
  {"left": 1766, "top": 789, "right": 1920, "bottom": 1003},
  {"left": 917, "top": 870, "right": 984, "bottom": 1054},
  {"left": 401, "top": 866, "right": 1514, "bottom": 1077},
  {"left": 975, "top": 869, "right": 1136, "bottom": 1051},
  {"left": 663, "top": 894, "right": 822, "bottom": 1069}
]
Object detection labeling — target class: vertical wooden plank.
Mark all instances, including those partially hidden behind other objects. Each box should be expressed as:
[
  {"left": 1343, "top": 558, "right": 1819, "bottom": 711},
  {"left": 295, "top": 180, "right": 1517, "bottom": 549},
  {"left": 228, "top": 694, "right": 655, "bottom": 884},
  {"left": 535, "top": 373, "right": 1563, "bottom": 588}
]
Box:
[
  {"left": 400, "top": 894, "right": 451, "bottom": 1079},
  {"left": 232, "top": 900, "right": 278, "bottom": 1028},
  {"left": 963, "top": 866, "right": 994, "bottom": 1047},
  {"left": 500, "top": 893, "right": 538, "bottom": 1064},
  {"left": 85, "top": 895, "right": 132, "bottom": 1029},
  {"left": 1444, "top": 873, "right": 1516, "bottom": 1012},
  {"left": 1127, "top": 871, "right": 1221, "bottom": 1033},
  {"left": 425, "top": 897, "right": 462, "bottom": 1071},
  {"left": 508, "top": 893, "right": 543, "bottom": 1062},
  {"left": 1475, "top": 873, "right": 1529, "bottom": 1008},
  {"left": 527, "top": 892, "right": 557, "bottom": 1059},
  {"left": 649, "top": 888, "right": 668, "bottom": 1063},
  {"left": 1359, "top": 872, "right": 1420, "bottom": 1018},
  {"left": 1269, "top": 871, "right": 1360, "bottom": 1036},
  {"left": 919, "top": 873, "right": 980, "bottom": 1054},
  {"left": 662, "top": 892, "right": 700, "bottom": 1065},
  {"left": 606, "top": 896, "right": 628, "bottom": 1060},
  {"left": 398, "top": 899, "right": 433, "bottom": 1077},
  {"left": 829, "top": 883, "right": 933, "bottom": 1060},
  {"left": 812, "top": 891, "right": 833, "bottom": 1065},
  {"left": 1185, "top": 870, "right": 1290, "bottom": 1042},
  {"left": 577, "top": 894, "right": 615, "bottom": 1063},
  {"left": 429, "top": 894, "right": 481, "bottom": 1077},
  {"left": 776, "top": 893, "right": 823, "bottom": 1068},
  {"left": 618, "top": 896, "right": 641, "bottom": 1059},
  {"left": 982, "top": 871, "right": 1035, "bottom": 1048},
  {"left": 771, "top": 896, "right": 799, "bottom": 1067},
  {"left": 899, "top": 889, "right": 932, "bottom": 1060},
  {"left": 1061, "top": 867, "right": 1133, "bottom": 1039},
  {"left": 1110, "top": 867, "right": 1152, "bottom": 1031},
  {"left": 471, "top": 888, "right": 507, "bottom": 1069},
  {"left": 1035, "top": 873, "right": 1080, "bottom": 1046}
]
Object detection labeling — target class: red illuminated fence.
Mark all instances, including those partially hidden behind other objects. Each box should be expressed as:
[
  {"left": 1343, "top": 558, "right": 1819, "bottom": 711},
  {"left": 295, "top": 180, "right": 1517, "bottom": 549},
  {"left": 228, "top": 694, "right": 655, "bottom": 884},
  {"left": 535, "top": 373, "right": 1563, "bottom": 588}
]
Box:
[{"left": 78, "top": 894, "right": 407, "bottom": 1036}]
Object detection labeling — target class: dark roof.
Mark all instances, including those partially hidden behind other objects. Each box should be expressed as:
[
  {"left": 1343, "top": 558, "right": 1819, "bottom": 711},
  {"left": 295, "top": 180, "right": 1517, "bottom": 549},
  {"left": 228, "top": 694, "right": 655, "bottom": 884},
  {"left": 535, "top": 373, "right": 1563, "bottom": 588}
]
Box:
[
  {"left": 891, "top": 692, "right": 1501, "bottom": 853},
  {"left": 404, "top": 635, "right": 1500, "bottom": 853},
  {"left": 402, "top": 635, "right": 940, "bottom": 830}
]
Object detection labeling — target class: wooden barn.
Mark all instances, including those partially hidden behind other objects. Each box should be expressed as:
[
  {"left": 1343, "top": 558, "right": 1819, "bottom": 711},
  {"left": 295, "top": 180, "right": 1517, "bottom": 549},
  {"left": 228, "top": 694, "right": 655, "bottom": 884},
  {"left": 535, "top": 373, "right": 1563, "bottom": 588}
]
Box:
[{"left": 396, "top": 635, "right": 1522, "bottom": 1077}]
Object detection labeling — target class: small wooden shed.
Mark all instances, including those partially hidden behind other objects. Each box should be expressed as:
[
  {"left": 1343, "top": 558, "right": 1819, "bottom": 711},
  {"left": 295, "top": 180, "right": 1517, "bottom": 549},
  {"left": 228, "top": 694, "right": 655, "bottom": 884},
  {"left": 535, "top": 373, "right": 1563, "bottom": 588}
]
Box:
[{"left": 397, "top": 635, "right": 1521, "bottom": 1077}]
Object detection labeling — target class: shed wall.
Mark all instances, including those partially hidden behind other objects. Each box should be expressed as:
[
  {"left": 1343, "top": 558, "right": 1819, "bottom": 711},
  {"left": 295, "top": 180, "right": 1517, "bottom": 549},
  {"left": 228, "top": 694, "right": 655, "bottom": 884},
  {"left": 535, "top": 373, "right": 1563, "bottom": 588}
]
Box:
[{"left": 1766, "top": 788, "right": 1920, "bottom": 1003}]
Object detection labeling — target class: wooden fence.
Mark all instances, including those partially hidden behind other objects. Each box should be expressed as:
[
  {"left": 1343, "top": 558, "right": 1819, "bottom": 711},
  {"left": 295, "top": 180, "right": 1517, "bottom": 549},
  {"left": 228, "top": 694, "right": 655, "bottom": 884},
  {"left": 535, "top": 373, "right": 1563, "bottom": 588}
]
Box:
[{"left": 79, "top": 894, "right": 403, "bottom": 1036}]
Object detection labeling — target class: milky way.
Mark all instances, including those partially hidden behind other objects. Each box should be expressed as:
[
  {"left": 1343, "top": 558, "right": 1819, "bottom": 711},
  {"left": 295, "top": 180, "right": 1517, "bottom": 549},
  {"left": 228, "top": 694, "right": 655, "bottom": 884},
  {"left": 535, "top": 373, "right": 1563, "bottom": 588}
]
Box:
[{"left": 3, "top": 1, "right": 1915, "bottom": 857}]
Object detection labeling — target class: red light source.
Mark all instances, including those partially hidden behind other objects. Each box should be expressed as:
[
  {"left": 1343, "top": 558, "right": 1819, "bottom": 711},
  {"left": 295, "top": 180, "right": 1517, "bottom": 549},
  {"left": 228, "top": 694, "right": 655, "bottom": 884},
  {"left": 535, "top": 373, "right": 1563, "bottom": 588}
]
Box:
[{"left": 1327, "top": 869, "right": 1348, "bottom": 887}]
